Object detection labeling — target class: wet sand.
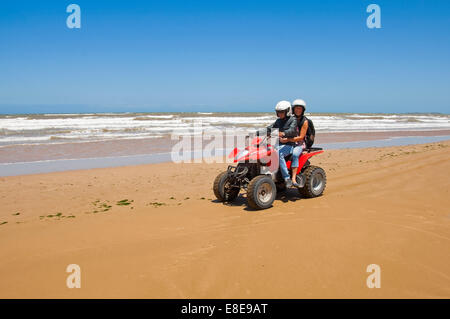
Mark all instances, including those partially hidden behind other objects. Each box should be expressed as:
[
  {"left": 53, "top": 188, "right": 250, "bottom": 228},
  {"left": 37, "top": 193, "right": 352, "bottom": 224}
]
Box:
[
  {"left": 1, "top": 129, "right": 450, "bottom": 164},
  {"left": 0, "top": 140, "right": 449, "bottom": 298}
]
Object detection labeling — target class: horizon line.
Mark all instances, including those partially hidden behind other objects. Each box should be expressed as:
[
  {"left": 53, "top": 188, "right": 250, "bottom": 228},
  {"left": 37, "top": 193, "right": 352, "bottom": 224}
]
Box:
[{"left": 0, "top": 111, "right": 449, "bottom": 116}]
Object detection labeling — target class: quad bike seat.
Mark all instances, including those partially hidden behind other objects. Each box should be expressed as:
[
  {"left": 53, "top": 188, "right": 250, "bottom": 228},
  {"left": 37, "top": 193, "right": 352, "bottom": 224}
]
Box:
[
  {"left": 304, "top": 147, "right": 323, "bottom": 153},
  {"left": 283, "top": 147, "right": 323, "bottom": 160}
]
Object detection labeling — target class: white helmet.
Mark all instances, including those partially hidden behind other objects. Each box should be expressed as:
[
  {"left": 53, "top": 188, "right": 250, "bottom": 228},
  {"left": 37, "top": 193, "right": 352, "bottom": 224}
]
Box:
[
  {"left": 275, "top": 100, "right": 292, "bottom": 117},
  {"left": 292, "top": 99, "right": 306, "bottom": 108},
  {"left": 292, "top": 99, "right": 306, "bottom": 115}
]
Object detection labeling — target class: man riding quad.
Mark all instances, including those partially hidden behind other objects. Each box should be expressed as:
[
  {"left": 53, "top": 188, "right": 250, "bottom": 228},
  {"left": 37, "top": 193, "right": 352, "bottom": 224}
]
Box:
[
  {"left": 259, "top": 100, "right": 297, "bottom": 187},
  {"left": 213, "top": 99, "right": 326, "bottom": 209}
]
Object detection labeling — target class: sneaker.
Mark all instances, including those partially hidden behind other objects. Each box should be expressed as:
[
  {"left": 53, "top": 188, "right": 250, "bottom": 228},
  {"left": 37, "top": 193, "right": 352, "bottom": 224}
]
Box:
[{"left": 285, "top": 178, "right": 293, "bottom": 188}]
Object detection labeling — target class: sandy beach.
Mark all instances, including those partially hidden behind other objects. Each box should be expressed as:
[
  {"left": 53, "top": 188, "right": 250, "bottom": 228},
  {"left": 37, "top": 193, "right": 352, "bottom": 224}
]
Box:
[{"left": 0, "top": 140, "right": 449, "bottom": 298}]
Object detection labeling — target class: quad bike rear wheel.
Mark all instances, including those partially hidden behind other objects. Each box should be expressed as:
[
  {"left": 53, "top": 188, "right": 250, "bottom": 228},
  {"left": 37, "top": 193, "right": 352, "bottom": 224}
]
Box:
[
  {"left": 213, "top": 171, "right": 240, "bottom": 202},
  {"left": 299, "top": 165, "right": 326, "bottom": 198},
  {"left": 247, "top": 175, "right": 277, "bottom": 210}
]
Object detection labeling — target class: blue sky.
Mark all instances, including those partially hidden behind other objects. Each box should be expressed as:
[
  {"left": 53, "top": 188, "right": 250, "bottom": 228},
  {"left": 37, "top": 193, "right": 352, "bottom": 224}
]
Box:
[{"left": 0, "top": 0, "right": 449, "bottom": 114}]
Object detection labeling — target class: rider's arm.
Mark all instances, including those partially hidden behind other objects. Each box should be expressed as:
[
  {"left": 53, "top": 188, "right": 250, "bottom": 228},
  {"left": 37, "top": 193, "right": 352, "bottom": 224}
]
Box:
[
  {"left": 288, "top": 120, "right": 308, "bottom": 143},
  {"left": 272, "top": 119, "right": 286, "bottom": 137},
  {"left": 282, "top": 117, "right": 297, "bottom": 138},
  {"left": 260, "top": 119, "right": 286, "bottom": 137},
  {"left": 257, "top": 120, "right": 276, "bottom": 136}
]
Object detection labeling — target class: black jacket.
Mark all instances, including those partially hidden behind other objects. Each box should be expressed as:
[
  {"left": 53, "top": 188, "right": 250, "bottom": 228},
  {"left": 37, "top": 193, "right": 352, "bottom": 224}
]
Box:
[{"left": 259, "top": 115, "right": 297, "bottom": 145}]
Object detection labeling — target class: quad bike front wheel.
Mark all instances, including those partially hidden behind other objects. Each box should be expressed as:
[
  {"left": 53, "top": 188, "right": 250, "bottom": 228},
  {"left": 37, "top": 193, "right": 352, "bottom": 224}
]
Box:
[
  {"left": 213, "top": 171, "right": 240, "bottom": 202},
  {"left": 247, "top": 175, "right": 277, "bottom": 210},
  {"left": 299, "top": 165, "right": 327, "bottom": 198}
]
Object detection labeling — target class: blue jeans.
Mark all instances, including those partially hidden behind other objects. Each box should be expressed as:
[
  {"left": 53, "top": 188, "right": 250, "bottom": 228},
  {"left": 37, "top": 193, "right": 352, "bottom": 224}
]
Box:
[
  {"left": 277, "top": 144, "right": 294, "bottom": 179},
  {"left": 291, "top": 145, "right": 304, "bottom": 168}
]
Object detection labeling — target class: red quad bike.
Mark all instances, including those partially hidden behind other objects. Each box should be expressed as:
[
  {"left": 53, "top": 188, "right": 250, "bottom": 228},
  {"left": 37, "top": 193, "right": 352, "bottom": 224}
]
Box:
[{"left": 213, "top": 135, "right": 327, "bottom": 210}]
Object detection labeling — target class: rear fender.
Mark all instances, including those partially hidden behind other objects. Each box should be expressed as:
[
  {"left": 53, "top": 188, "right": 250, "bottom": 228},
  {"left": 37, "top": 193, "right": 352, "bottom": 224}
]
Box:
[{"left": 298, "top": 150, "right": 323, "bottom": 169}]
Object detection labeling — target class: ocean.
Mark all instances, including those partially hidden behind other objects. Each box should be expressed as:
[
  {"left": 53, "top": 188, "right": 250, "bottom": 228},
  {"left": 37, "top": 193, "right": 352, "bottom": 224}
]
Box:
[
  {"left": 0, "top": 112, "right": 449, "bottom": 175},
  {"left": 1, "top": 112, "right": 449, "bottom": 147}
]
